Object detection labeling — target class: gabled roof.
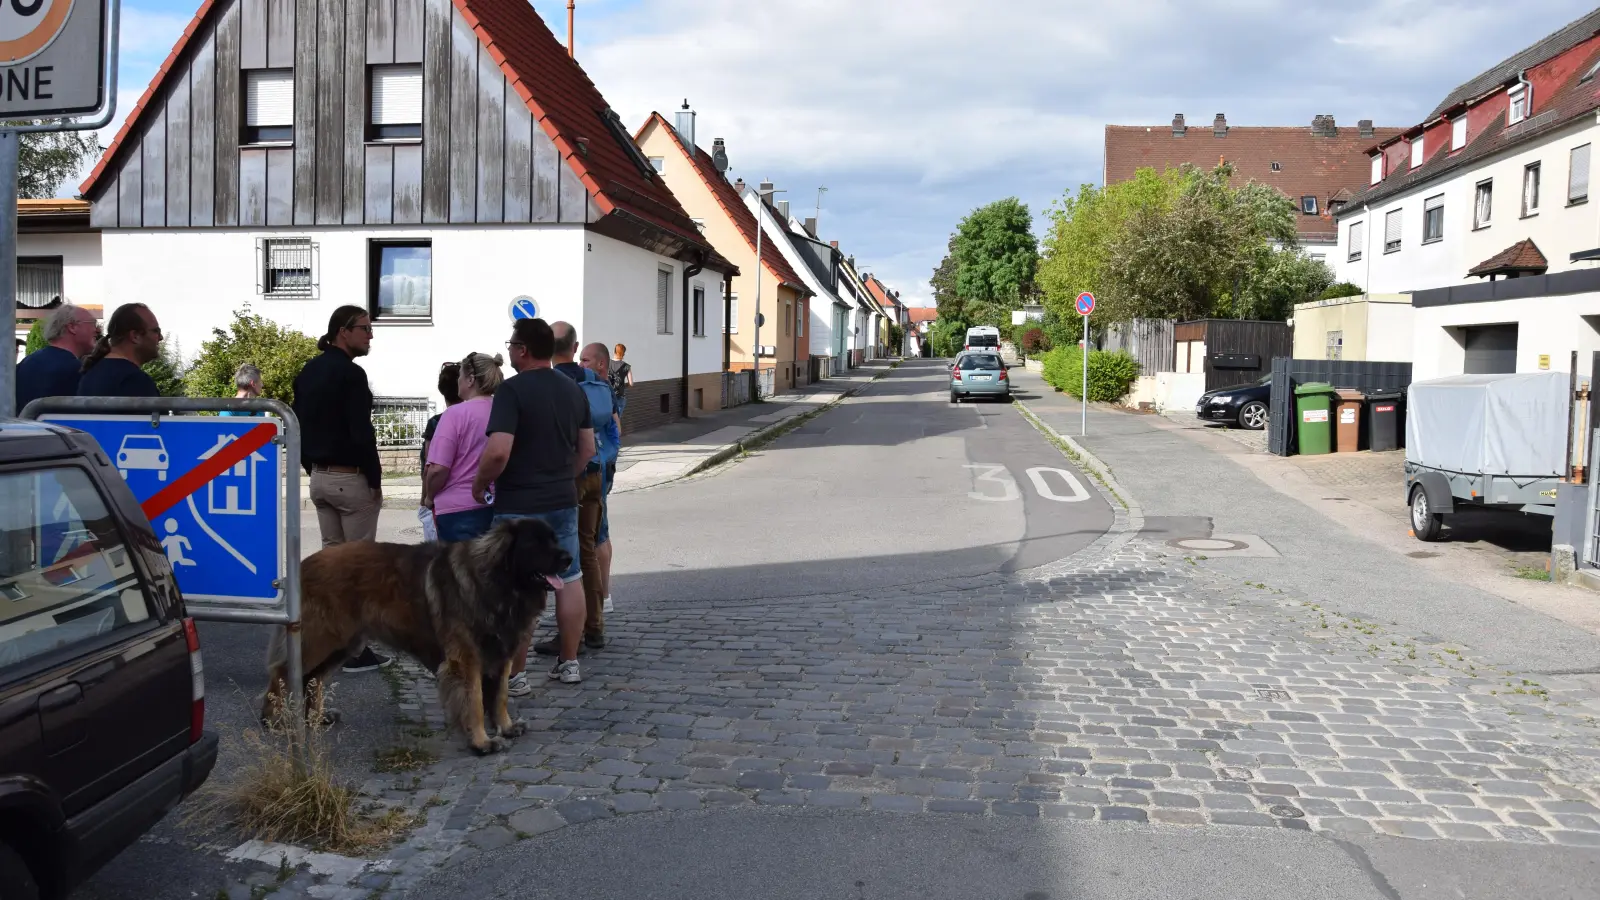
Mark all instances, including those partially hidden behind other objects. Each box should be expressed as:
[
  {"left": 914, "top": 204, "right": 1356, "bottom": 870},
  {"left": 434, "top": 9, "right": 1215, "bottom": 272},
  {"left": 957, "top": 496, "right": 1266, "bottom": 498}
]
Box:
[
  {"left": 907, "top": 307, "right": 938, "bottom": 325},
  {"left": 1469, "top": 238, "right": 1549, "bottom": 278},
  {"left": 1428, "top": 8, "right": 1600, "bottom": 120},
  {"left": 1104, "top": 119, "right": 1404, "bottom": 241},
  {"left": 863, "top": 275, "right": 901, "bottom": 311},
  {"left": 1350, "top": 35, "right": 1600, "bottom": 211},
  {"left": 639, "top": 113, "right": 807, "bottom": 292},
  {"left": 79, "top": 0, "right": 711, "bottom": 254}
]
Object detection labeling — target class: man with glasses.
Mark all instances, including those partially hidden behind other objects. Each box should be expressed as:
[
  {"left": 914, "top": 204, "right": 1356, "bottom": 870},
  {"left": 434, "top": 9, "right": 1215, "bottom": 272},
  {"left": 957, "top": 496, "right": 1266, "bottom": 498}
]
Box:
[
  {"left": 16, "top": 303, "right": 98, "bottom": 410},
  {"left": 473, "top": 317, "right": 593, "bottom": 692},
  {"left": 292, "top": 305, "right": 391, "bottom": 673}
]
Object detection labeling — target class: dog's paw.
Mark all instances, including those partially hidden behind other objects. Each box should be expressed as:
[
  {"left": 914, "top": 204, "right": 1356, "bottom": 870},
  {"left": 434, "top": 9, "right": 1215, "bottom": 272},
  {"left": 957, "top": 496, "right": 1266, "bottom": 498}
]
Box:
[
  {"left": 469, "top": 735, "right": 511, "bottom": 756},
  {"left": 500, "top": 719, "right": 528, "bottom": 738}
]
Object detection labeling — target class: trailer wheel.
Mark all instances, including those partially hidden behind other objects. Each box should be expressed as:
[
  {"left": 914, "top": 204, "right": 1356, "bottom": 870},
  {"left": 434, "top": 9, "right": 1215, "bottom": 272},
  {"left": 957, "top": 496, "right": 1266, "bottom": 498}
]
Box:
[{"left": 1410, "top": 484, "right": 1443, "bottom": 542}]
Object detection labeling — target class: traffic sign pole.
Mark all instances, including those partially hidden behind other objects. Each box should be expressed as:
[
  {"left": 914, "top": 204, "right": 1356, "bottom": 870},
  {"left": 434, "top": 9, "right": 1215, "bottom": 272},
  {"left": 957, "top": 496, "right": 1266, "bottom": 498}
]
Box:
[{"left": 1075, "top": 292, "right": 1096, "bottom": 436}]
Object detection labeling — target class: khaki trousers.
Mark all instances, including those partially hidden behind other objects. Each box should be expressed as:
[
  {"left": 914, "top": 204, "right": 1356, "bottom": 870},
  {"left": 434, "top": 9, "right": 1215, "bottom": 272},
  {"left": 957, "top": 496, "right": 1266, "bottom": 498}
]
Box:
[{"left": 310, "top": 470, "right": 381, "bottom": 548}]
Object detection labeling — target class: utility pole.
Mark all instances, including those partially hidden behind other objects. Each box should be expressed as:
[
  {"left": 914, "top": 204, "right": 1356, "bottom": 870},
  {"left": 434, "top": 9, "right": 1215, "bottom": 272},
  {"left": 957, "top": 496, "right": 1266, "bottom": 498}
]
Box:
[{"left": 750, "top": 181, "right": 784, "bottom": 398}]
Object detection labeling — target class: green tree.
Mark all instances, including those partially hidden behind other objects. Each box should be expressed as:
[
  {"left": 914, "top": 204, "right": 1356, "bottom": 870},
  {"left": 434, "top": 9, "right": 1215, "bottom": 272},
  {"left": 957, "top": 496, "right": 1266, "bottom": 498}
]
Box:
[
  {"left": 24, "top": 319, "right": 46, "bottom": 356},
  {"left": 1319, "top": 281, "right": 1363, "bottom": 300},
  {"left": 952, "top": 198, "right": 1038, "bottom": 310},
  {"left": 13, "top": 128, "right": 101, "bottom": 199},
  {"left": 185, "top": 308, "right": 319, "bottom": 402},
  {"left": 930, "top": 237, "right": 962, "bottom": 323},
  {"left": 1038, "top": 168, "right": 1184, "bottom": 323},
  {"left": 143, "top": 341, "right": 188, "bottom": 397},
  {"left": 1224, "top": 249, "right": 1334, "bottom": 321}
]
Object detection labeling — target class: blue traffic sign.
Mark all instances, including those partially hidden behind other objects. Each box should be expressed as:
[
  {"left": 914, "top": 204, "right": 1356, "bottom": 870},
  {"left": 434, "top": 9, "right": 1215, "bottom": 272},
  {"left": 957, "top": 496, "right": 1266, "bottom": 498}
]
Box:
[
  {"left": 1076, "top": 292, "right": 1096, "bottom": 316},
  {"left": 509, "top": 296, "right": 539, "bottom": 320},
  {"left": 41, "top": 414, "right": 285, "bottom": 606}
]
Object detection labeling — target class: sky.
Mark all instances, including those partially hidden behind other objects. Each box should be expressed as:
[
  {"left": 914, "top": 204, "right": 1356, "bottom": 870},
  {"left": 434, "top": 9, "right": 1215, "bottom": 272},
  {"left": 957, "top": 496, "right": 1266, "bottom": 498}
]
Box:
[{"left": 79, "top": 0, "right": 1600, "bottom": 306}]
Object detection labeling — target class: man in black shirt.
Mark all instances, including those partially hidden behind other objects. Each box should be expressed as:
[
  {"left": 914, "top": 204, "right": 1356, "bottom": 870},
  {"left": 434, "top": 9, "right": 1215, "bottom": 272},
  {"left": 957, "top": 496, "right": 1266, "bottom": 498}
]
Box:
[
  {"left": 16, "top": 304, "right": 98, "bottom": 411},
  {"left": 474, "top": 317, "right": 593, "bottom": 691},
  {"left": 292, "top": 305, "right": 389, "bottom": 672},
  {"left": 77, "top": 303, "right": 163, "bottom": 398}
]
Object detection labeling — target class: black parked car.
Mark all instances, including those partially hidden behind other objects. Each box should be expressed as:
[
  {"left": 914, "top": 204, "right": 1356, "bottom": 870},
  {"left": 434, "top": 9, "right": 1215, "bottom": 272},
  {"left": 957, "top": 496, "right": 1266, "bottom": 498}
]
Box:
[
  {"left": 0, "top": 420, "right": 216, "bottom": 900},
  {"left": 1195, "top": 375, "right": 1272, "bottom": 430}
]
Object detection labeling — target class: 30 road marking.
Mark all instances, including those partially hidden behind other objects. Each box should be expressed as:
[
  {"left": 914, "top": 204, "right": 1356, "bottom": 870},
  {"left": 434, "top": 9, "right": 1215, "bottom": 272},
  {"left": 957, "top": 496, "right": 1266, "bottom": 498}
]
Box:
[
  {"left": 1026, "top": 467, "right": 1090, "bottom": 502},
  {"left": 965, "top": 463, "right": 1089, "bottom": 503},
  {"left": 964, "top": 464, "right": 1018, "bottom": 501}
]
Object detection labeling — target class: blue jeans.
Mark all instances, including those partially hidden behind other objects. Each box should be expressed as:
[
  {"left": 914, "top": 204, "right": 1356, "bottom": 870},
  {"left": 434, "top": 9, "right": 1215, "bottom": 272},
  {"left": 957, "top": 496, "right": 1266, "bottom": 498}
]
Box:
[
  {"left": 435, "top": 506, "right": 494, "bottom": 542},
  {"left": 493, "top": 506, "right": 581, "bottom": 583},
  {"left": 614, "top": 395, "right": 628, "bottom": 418}
]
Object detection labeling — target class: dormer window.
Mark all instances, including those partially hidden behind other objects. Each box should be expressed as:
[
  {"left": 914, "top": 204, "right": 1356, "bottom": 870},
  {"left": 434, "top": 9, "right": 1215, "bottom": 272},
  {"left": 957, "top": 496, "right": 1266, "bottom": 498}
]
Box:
[
  {"left": 1301, "top": 195, "right": 1318, "bottom": 215},
  {"left": 1451, "top": 115, "right": 1467, "bottom": 151},
  {"left": 1508, "top": 83, "right": 1530, "bottom": 125},
  {"left": 1410, "top": 137, "right": 1424, "bottom": 170},
  {"left": 1370, "top": 153, "right": 1383, "bottom": 185}
]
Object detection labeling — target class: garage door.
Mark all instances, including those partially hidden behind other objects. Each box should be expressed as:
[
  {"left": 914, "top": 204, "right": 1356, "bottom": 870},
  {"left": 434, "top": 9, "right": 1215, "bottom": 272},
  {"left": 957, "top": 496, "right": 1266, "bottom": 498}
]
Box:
[{"left": 1463, "top": 324, "right": 1518, "bottom": 374}]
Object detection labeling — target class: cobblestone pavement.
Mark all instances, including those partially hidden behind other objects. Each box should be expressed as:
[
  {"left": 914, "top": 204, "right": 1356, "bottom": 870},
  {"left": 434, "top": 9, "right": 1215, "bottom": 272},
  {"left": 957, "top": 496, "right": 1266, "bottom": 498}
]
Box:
[{"left": 243, "top": 526, "right": 1600, "bottom": 897}]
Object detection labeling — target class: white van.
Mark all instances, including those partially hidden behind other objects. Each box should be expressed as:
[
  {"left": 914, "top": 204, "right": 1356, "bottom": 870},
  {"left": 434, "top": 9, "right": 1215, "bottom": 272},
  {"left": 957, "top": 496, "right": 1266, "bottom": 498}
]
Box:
[{"left": 964, "top": 325, "right": 1001, "bottom": 351}]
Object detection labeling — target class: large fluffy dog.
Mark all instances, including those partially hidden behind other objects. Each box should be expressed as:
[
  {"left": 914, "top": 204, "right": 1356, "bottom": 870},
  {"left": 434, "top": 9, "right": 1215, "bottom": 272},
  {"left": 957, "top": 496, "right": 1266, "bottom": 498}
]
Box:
[{"left": 262, "top": 517, "right": 571, "bottom": 754}]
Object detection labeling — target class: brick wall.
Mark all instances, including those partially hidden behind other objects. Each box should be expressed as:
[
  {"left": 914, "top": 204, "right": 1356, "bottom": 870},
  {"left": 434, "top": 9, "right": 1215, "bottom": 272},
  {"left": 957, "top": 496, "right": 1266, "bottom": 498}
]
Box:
[
  {"left": 686, "top": 372, "right": 724, "bottom": 417},
  {"left": 622, "top": 376, "right": 685, "bottom": 433}
]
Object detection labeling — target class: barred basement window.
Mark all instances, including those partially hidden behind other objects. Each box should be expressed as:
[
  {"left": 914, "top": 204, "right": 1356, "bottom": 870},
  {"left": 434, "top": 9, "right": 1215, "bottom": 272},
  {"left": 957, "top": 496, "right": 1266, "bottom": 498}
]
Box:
[{"left": 256, "top": 237, "right": 317, "bottom": 298}]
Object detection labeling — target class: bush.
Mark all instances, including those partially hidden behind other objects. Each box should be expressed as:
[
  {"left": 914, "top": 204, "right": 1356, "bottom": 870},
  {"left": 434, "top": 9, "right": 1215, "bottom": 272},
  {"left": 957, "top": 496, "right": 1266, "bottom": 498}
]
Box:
[
  {"left": 143, "top": 341, "right": 188, "bottom": 397},
  {"left": 186, "top": 309, "right": 319, "bottom": 403},
  {"left": 1021, "top": 327, "right": 1049, "bottom": 356},
  {"left": 929, "top": 318, "right": 966, "bottom": 357},
  {"left": 1039, "top": 346, "right": 1140, "bottom": 402},
  {"left": 24, "top": 319, "right": 46, "bottom": 356},
  {"left": 1318, "top": 281, "right": 1363, "bottom": 300}
]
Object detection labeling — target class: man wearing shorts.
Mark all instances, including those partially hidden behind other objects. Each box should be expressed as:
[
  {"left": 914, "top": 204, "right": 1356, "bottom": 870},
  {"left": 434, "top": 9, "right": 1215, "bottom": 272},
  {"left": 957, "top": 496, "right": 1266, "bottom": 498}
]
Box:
[{"left": 473, "top": 317, "right": 594, "bottom": 692}]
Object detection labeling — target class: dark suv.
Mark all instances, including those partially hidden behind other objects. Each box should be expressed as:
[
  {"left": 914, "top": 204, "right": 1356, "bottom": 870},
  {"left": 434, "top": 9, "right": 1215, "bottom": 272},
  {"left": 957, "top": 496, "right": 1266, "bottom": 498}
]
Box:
[{"left": 0, "top": 421, "right": 216, "bottom": 900}]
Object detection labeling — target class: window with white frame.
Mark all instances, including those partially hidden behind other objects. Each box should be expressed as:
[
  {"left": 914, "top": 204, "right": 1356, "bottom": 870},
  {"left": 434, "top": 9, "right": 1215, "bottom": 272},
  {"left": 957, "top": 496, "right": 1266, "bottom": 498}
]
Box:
[
  {"left": 648, "top": 157, "right": 664, "bottom": 173},
  {"left": 244, "top": 69, "right": 294, "bottom": 144},
  {"left": 1410, "top": 137, "right": 1425, "bottom": 169},
  {"left": 1451, "top": 115, "right": 1467, "bottom": 151},
  {"left": 692, "top": 284, "right": 706, "bottom": 337},
  {"left": 1326, "top": 331, "right": 1343, "bottom": 361},
  {"left": 725, "top": 293, "right": 738, "bottom": 333},
  {"left": 368, "top": 240, "right": 430, "bottom": 319},
  {"left": 1369, "top": 154, "right": 1382, "bottom": 185},
  {"left": 1347, "top": 220, "right": 1364, "bottom": 262},
  {"left": 1384, "top": 208, "right": 1402, "bottom": 253},
  {"left": 368, "top": 65, "right": 422, "bottom": 140},
  {"left": 1523, "top": 162, "right": 1541, "bottom": 216},
  {"left": 796, "top": 300, "right": 804, "bottom": 338},
  {"left": 1422, "top": 194, "right": 1444, "bottom": 243},
  {"left": 656, "top": 267, "right": 673, "bottom": 334},
  {"left": 1509, "top": 83, "right": 1530, "bottom": 124},
  {"left": 1571, "top": 144, "right": 1590, "bottom": 203},
  {"left": 257, "top": 237, "right": 317, "bottom": 298},
  {"left": 1473, "top": 180, "right": 1493, "bottom": 228}
]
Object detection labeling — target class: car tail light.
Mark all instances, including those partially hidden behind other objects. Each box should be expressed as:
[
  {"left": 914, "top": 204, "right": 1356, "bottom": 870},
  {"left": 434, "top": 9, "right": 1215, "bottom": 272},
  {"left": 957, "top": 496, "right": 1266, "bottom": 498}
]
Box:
[
  {"left": 952, "top": 368, "right": 962, "bottom": 380},
  {"left": 183, "top": 617, "right": 204, "bottom": 744},
  {"left": 998, "top": 368, "right": 1008, "bottom": 381}
]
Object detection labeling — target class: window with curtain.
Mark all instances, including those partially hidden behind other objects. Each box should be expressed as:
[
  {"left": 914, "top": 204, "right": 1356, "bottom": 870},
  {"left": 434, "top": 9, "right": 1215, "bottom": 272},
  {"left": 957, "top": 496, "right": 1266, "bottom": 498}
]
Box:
[
  {"left": 368, "top": 65, "right": 422, "bottom": 140},
  {"left": 257, "top": 238, "right": 316, "bottom": 298},
  {"left": 1523, "top": 163, "right": 1541, "bottom": 216},
  {"left": 1423, "top": 195, "right": 1444, "bottom": 242},
  {"left": 1384, "top": 209, "right": 1402, "bottom": 253},
  {"left": 1571, "top": 144, "right": 1590, "bottom": 203},
  {"left": 16, "top": 257, "right": 62, "bottom": 308},
  {"left": 368, "top": 241, "right": 431, "bottom": 319},
  {"left": 244, "top": 69, "right": 294, "bottom": 144},
  {"left": 1474, "top": 181, "right": 1493, "bottom": 228}
]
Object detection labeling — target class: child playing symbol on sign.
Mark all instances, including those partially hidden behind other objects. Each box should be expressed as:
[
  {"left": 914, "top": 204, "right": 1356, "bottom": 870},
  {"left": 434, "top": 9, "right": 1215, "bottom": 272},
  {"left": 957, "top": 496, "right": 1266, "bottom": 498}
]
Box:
[{"left": 161, "top": 518, "right": 195, "bottom": 567}]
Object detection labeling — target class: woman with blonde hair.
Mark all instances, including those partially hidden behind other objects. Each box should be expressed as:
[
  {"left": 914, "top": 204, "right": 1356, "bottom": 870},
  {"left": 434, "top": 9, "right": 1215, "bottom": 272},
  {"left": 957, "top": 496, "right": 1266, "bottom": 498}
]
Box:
[{"left": 422, "top": 352, "right": 505, "bottom": 542}]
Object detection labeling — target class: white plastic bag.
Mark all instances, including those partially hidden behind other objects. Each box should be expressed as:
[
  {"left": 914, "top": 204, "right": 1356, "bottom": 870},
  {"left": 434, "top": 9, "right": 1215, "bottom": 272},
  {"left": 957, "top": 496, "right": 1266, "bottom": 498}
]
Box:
[{"left": 417, "top": 507, "right": 438, "bottom": 542}]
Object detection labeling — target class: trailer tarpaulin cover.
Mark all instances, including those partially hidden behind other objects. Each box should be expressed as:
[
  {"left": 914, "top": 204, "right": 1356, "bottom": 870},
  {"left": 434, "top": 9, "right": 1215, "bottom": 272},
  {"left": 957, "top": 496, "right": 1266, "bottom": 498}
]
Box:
[{"left": 1405, "top": 372, "right": 1569, "bottom": 476}]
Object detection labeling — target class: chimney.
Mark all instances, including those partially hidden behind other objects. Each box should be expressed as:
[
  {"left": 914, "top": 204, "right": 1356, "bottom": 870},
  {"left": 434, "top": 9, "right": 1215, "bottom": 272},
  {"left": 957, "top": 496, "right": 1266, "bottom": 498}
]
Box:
[
  {"left": 1311, "top": 114, "right": 1337, "bottom": 137},
  {"left": 1172, "top": 113, "right": 1186, "bottom": 137},
  {"left": 803, "top": 216, "right": 817, "bottom": 237},
  {"left": 711, "top": 138, "right": 729, "bottom": 172},
  {"left": 830, "top": 240, "right": 839, "bottom": 249},
  {"left": 733, "top": 177, "right": 745, "bottom": 194},
  {"left": 776, "top": 200, "right": 790, "bottom": 219},
  {"left": 1358, "top": 119, "right": 1374, "bottom": 138},
  {"left": 758, "top": 180, "right": 774, "bottom": 202},
  {"left": 567, "top": 0, "right": 574, "bottom": 58},
  {"left": 1212, "top": 113, "right": 1228, "bottom": 137},
  {"left": 674, "top": 100, "right": 696, "bottom": 152}
]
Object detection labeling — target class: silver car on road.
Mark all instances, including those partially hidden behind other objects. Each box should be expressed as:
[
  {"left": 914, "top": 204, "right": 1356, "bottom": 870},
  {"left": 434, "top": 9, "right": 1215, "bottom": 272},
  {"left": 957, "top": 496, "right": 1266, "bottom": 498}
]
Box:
[{"left": 949, "top": 352, "right": 1010, "bottom": 402}]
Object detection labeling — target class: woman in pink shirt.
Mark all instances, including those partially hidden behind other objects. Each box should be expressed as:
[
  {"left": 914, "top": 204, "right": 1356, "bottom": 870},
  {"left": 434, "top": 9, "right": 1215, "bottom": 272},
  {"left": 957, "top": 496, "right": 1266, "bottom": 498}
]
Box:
[{"left": 423, "top": 351, "right": 504, "bottom": 542}]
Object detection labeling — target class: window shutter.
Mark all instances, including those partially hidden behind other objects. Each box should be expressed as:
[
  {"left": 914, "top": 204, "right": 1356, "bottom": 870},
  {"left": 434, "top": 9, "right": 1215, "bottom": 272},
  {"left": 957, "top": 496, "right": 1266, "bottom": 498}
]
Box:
[
  {"left": 1451, "top": 116, "right": 1467, "bottom": 150},
  {"left": 370, "top": 65, "right": 422, "bottom": 125},
  {"left": 1424, "top": 195, "right": 1443, "bottom": 212},
  {"left": 1384, "top": 209, "right": 1402, "bottom": 246},
  {"left": 1350, "top": 221, "right": 1364, "bottom": 250},
  {"left": 1369, "top": 155, "right": 1382, "bottom": 185},
  {"left": 727, "top": 294, "right": 738, "bottom": 333},
  {"left": 245, "top": 70, "right": 294, "bottom": 126},
  {"left": 1410, "top": 139, "right": 1424, "bottom": 169},
  {"left": 1571, "top": 145, "right": 1591, "bottom": 201},
  {"left": 656, "top": 269, "right": 671, "bottom": 334}
]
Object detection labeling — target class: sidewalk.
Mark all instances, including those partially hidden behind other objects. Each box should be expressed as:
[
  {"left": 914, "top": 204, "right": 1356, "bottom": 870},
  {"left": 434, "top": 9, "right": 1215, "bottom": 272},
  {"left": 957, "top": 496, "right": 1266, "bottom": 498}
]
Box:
[{"left": 297, "top": 362, "right": 897, "bottom": 506}]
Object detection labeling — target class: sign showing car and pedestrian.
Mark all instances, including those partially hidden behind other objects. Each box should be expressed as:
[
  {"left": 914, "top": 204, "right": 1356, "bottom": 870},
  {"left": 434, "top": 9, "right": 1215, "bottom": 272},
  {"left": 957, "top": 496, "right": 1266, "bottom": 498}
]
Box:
[{"left": 40, "top": 414, "right": 285, "bottom": 605}]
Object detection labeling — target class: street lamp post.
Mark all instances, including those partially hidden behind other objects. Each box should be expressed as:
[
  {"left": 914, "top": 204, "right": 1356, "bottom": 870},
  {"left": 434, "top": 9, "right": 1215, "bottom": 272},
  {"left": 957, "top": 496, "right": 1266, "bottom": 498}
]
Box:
[{"left": 751, "top": 181, "right": 784, "bottom": 398}]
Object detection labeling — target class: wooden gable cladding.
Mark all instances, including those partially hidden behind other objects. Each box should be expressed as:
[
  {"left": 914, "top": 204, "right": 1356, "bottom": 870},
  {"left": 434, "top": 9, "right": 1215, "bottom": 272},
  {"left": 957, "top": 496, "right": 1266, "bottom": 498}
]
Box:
[{"left": 88, "top": 0, "right": 593, "bottom": 230}]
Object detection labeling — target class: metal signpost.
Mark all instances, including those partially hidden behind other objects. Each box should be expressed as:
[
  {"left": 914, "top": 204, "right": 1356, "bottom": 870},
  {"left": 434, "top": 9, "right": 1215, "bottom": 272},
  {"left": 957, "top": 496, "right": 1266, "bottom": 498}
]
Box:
[
  {"left": 0, "top": 0, "right": 120, "bottom": 418},
  {"left": 22, "top": 397, "right": 306, "bottom": 726},
  {"left": 1076, "top": 291, "right": 1095, "bottom": 435},
  {"left": 508, "top": 295, "right": 538, "bottom": 321}
]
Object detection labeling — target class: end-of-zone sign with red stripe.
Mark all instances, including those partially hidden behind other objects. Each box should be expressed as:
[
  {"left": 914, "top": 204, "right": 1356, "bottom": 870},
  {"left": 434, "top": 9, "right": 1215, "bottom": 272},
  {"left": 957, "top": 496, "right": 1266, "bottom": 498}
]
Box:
[{"left": 41, "top": 414, "right": 285, "bottom": 606}]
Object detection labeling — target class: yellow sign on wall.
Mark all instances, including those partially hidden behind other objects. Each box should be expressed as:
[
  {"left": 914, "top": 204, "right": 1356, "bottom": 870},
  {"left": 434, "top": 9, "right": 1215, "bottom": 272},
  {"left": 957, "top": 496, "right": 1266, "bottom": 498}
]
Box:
[{"left": 1539, "top": 354, "right": 1551, "bottom": 370}]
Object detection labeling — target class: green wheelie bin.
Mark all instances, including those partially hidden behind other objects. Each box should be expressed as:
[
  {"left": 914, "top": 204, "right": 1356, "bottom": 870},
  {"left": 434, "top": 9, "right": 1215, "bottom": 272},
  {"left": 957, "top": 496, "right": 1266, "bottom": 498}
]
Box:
[{"left": 1294, "top": 382, "right": 1336, "bottom": 455}]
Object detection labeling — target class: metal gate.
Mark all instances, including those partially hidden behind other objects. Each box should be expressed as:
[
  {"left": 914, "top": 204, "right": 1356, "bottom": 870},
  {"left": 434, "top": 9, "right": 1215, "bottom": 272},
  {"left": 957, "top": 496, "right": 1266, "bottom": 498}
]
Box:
[{"left": 1584, "top": 427, "right": 1600, "bottom": 568}]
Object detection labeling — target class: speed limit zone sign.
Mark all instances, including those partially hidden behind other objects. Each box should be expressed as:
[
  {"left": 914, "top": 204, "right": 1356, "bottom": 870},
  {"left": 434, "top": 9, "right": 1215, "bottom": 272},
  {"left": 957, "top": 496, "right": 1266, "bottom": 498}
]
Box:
[{"left": 0, "top": 0, "right": 109, "bottom": 117}]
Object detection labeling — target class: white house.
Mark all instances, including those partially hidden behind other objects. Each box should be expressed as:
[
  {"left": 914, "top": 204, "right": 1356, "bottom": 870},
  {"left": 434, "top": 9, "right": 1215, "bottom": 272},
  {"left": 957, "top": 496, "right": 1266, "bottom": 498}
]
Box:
[
  {"left": 837, "top": 257, "right": 882, "bottom": 365},
  {"left": 13, "top": 200, "right": 104, "bottom": 355},
  {"left": 775, "top": 215, "right": 852, "bottom": 377},
  {"left": 77, "top": 0, "right": 732, "bottom": 432},
  {"left": 1333, "top": 8, "right": 1600, "bottom": 381}
]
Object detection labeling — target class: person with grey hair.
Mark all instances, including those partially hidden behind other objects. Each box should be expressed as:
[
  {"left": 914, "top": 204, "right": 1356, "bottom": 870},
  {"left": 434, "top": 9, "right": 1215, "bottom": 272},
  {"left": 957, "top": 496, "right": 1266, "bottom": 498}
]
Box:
[
  {"left": 15, "top": 303, "right": 98, "bottom": 411},
  {"left": 219, "top": 363, "right": 263, "bottom": 417}
]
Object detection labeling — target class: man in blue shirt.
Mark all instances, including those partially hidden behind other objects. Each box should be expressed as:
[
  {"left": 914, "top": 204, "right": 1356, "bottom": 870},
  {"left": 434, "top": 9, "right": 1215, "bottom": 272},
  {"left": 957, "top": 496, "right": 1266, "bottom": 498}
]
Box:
[
  {"left": 78, "top": 303, "right": 163, "bottom": 398},
  {"left": 15, "top": 304, "right": 98, "bottom": 412}
]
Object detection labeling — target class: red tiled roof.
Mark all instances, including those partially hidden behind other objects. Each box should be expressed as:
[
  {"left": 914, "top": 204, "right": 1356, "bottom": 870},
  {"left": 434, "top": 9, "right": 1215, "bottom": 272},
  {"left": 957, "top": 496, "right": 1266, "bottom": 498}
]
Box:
[
  {"left": 641, "top": 113, "right": 808, "bottom": 292},
  {"left": 81, "top": 0, "right": 710, "bottom": 254},
  {"left": 863, "top": 275, "right": 900, "bottom": 310},
  {"left": 1468, "top": 239, "right": 1549, "bottom": 277},
  {"left": 907, "top": 307, "right": 938, "bottom": 325},
  {"left": 1104, "top": 120, "right": 1405, "bottom": 240}
]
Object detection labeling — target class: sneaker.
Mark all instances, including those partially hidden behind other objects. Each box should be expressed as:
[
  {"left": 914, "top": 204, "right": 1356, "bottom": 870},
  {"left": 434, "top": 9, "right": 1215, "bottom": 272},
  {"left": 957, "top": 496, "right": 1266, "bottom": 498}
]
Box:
[
  {"left": 602, "top": 595, "right": 614, "bottom": 614},
  {"left": 548, "top": 659, "right": 581, "bottom": 684},
  {"left": 584, "top": 632, "right": 606, "bottom": 650},
  {"left": 533, "top": 637, "right": 562, "bottom": 657},
  {"left": 506, "top": 672, "right": 533, "bottom": 697},
  {"left": 342, "top": 647, "right": 393, "bottom": 673}
]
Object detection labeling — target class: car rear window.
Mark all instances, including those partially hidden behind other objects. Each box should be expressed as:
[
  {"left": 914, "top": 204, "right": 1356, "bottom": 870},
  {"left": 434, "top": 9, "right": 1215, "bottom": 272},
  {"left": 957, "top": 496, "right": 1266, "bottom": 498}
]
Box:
[
  {"left": 959, "top": 354, "right": 1002, "bottom": 370},
  {"left": 0, "top": 466, "right": 152, "bottom": 673},
  {"left": 967, "top": 335, "right": 999, "bottom": 348}
]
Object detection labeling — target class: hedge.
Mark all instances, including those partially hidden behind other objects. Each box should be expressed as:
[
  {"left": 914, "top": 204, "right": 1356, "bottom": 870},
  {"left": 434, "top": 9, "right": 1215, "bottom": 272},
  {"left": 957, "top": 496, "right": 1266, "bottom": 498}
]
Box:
[
  {"left": 1039, "top": 346, "right": 1140, "bottom": 402},
  {"left": 185, "top": 309, "right": 319, "bottom": 403}
]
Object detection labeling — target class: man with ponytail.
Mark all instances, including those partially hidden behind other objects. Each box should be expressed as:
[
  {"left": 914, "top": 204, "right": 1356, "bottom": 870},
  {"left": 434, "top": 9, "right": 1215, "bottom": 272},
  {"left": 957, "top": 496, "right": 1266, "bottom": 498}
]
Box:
[{"left": 76, "top": 303, "right": 163, "bottom": 398}]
